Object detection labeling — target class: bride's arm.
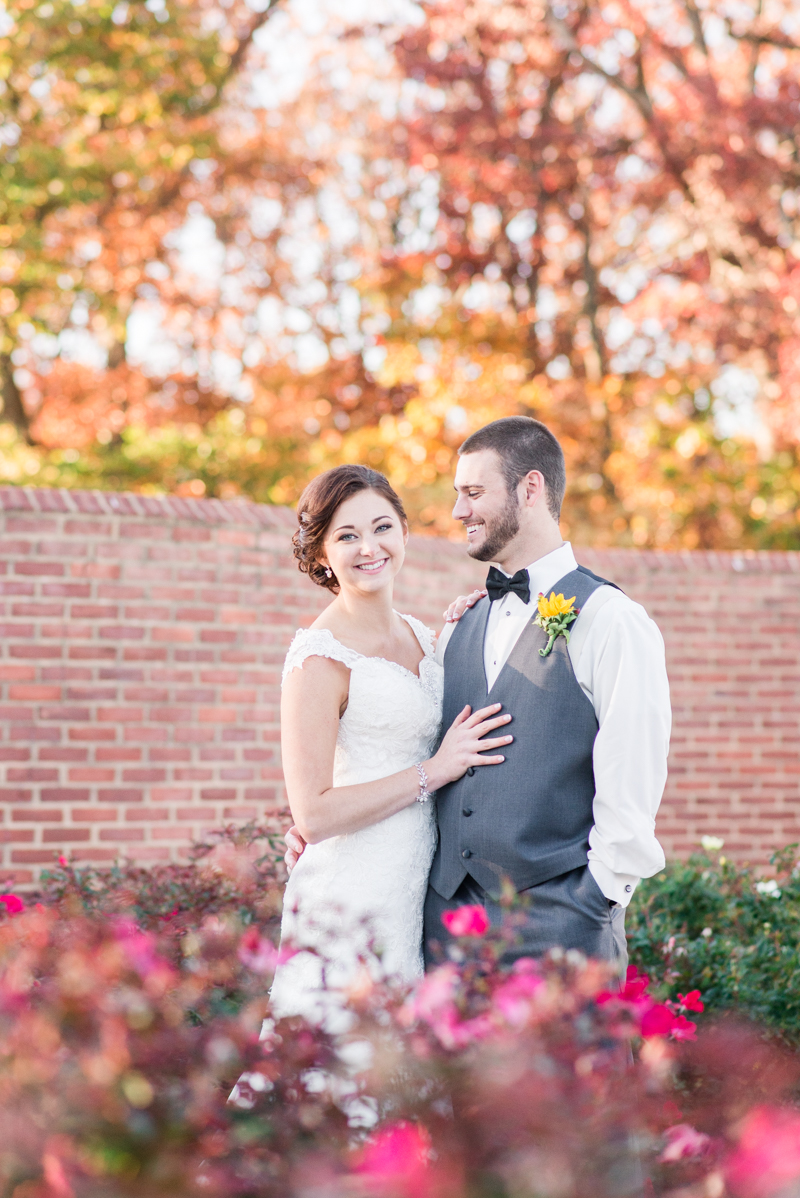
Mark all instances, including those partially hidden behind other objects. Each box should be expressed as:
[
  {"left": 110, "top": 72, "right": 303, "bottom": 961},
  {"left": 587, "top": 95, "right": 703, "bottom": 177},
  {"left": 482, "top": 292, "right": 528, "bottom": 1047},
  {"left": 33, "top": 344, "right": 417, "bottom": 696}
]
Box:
[{"left": 281, "top": 654, "right": 513, "bottom": 845}]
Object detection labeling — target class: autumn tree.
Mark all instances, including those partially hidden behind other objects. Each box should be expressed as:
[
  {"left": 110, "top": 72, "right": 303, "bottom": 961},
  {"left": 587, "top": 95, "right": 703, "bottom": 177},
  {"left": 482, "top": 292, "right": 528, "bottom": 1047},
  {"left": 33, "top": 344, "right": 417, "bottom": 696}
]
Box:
[
  {"left": 350, "top": 0, "right": 800, "bottom": 545},
  {"left": 5, "top": 0, "right": 800, "bottom": 550},
  {"left": 0, "top": 0, "right": 279, "bottom": 438}
]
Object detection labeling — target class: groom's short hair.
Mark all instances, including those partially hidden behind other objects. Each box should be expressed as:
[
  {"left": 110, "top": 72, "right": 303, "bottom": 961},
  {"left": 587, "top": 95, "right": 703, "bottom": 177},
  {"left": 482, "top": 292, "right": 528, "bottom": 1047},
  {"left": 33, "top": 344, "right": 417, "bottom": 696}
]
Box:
[{"left": 459, "top": 416, "right": 566, "bottom": 519}]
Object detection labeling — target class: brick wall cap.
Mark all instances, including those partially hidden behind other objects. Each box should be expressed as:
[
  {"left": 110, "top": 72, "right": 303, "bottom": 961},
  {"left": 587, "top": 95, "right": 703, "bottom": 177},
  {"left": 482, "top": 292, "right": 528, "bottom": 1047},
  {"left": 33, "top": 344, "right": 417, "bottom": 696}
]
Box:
[
  {"left": 1, "top": 488, "right": 798, "bottom": 571},
  {"left": 0, "top": 487, "right": 296, "bottom": 530}
]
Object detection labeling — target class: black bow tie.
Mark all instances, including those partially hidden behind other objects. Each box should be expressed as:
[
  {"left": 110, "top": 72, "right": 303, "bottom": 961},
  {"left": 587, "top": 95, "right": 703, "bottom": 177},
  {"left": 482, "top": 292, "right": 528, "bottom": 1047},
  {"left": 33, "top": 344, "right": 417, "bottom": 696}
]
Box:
[{"left": 485, "top": 566, "right": 531, "bottom": 605}]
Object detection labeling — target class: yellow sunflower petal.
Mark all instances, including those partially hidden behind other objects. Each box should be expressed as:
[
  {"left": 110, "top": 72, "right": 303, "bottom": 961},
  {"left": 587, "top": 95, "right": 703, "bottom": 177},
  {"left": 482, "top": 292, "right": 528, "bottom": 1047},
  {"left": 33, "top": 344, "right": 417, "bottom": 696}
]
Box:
[
  {"left": 537, "top": 592, "right": 554, "bottom": 617},
  {"left": 537, "top": 592, "right": 576, "bottom": 618}
]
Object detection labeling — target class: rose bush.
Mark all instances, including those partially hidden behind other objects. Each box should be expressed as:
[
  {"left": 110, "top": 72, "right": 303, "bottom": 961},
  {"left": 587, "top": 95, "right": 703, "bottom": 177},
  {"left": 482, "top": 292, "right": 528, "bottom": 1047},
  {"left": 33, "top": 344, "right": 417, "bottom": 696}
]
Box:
[
  {"left": 627, "top": 842, "right": 800, "bottom": 1044},
  {"left": 0, "top": 837, "right": 799, "bottom": 1197}
]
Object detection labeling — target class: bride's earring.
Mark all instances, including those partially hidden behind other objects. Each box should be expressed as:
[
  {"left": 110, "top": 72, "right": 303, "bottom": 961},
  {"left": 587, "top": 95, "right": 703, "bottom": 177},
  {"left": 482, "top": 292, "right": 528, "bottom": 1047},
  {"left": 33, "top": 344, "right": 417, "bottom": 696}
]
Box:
[{"left": 324, "top": 567, "right": 332, "bottom": 578}]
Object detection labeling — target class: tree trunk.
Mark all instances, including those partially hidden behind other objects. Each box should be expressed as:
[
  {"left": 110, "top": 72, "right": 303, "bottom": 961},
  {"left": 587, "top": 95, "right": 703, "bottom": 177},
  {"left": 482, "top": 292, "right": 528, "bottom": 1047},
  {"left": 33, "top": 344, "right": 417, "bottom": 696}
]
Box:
[
  {"left": 107, "top": 339, "right": 126, "bottom": 369},
  {"left": 0, "top": 353, "right": 32, "bottom": 442}
]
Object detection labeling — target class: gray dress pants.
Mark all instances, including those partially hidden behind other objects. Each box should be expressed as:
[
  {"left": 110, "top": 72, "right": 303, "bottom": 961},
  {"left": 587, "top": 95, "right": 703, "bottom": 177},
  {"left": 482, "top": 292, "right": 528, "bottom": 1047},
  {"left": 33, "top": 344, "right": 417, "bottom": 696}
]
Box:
[{"left": 423, "top": 864, "right": 628, "bottom": 974}]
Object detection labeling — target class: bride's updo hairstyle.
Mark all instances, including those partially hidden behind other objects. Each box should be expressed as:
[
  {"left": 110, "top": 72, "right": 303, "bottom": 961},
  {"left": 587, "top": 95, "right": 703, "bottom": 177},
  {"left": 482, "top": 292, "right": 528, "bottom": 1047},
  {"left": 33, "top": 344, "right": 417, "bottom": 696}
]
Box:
[{"left": 292, "top": 464, "right": 408, "bottom": 592}]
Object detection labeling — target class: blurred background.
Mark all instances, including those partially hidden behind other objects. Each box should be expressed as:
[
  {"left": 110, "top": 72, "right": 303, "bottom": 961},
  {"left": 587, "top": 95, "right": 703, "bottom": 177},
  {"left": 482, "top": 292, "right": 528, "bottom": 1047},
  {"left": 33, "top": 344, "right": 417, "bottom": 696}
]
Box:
[{"left": 2, "top": 0, "right": 800, "bottom": 548}]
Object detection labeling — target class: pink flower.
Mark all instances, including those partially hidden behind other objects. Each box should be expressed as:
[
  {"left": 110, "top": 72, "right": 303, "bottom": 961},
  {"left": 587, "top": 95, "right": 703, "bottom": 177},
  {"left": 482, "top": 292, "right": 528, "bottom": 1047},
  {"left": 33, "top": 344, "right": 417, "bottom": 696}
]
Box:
[
  {"left": 441, "top": 904, "right": 490, "bottom": 937},
  {"left": 238, "top": 928, "right": 296, "bottom": 974},
  {"left": 403, "top": 964, "right": 462, "bottom": 1047},
  {"left": 0, "top": 894, "right": 24, "bottom": 915},
  {"left": 492, "top": 964, "right": 545, "bottom": 1027},
  {"left": 356, "top": 1122, "right": 432, "bottom": 1196},
  {"left": 113, "top": 918, "right": 164, "bottom": 978},
  {"left": 678, "top": 989, "right": 704, "bottom": 1012},
  {"left": 239, "top": 928, "right": 278, "bottom": 973},
  {"left": 640, "top": 1003, "right": 676, "bottom": 1038},
  {"left": 58, "top": 855, "right": 68, "bottom": 867},
  {"left": 725, "top": 1106, "right": 800, "bottom": 1198},
  {"left": 620, "top": 964, "right": 651, "bottom": 1001},
  {"left": 669, "top": 1013, "right": 698, "bottom": 1042},
  {"left": 659, "top": 1123, "right": 710, "bottom": 1163},
  {"left": 43, "top": 1150, "right": 74, "bottom": 1198}
]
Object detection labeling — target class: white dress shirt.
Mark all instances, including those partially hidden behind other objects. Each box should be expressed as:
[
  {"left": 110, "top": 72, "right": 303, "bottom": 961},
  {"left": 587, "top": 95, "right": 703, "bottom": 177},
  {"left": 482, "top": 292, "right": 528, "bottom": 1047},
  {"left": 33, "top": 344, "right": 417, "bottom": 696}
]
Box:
[{"left": 436, "top": 543, "right": 670, "bottom": 907}]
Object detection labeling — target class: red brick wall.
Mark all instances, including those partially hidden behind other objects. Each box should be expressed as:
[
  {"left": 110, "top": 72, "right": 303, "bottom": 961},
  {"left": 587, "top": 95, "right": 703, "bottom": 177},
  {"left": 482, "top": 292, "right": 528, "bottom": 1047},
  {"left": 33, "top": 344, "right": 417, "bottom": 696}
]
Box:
[{"left": 0, "top": 487, "right": 797, "bottom": 885}]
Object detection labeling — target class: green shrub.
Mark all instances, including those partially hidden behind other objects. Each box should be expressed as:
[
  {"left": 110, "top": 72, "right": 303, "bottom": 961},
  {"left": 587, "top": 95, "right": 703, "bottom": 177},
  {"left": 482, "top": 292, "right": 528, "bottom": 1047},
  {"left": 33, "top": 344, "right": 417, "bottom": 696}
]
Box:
[{"left": 627, "top": 843, "right": 800, "bottom": 1042}]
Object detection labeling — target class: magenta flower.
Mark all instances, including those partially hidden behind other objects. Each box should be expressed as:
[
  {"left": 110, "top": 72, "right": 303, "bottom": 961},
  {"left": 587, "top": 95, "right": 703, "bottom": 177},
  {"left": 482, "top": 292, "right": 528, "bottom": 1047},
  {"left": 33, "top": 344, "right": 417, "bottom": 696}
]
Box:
[
  {"left": 678, "top": 989, "right": 705, "bottom": 1012},
  {"left": 356, "top": 1121, "right": 431, "bottom": 1196},
  {"left": 620, "top": 964, "right": 650, "bottom": 1001},
  {"left": 640, "top": 1003, "right": 677, "bottom": 1038},
  {"left": 725, "top": 1106, "right": 800, "bottom": 1198},
  {"left": 441, "top": 904, "right": 490, "bottom": 937},
  {"left": 0, "top": 894, "right": 24, "bottom": 915},
  {"left": 669, "top": 1013, "right": 698, "bottom": 1042}
]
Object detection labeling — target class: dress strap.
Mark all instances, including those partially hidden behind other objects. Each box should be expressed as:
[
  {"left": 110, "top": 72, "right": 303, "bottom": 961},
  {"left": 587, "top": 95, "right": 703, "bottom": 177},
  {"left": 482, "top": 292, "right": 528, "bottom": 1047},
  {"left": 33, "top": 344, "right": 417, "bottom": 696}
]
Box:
[
  {"left": 398, "top": 612, "right": 436, "bottom": 657},
  {"left": 282, "top": 628, "right": 361, "bottom": 686}
]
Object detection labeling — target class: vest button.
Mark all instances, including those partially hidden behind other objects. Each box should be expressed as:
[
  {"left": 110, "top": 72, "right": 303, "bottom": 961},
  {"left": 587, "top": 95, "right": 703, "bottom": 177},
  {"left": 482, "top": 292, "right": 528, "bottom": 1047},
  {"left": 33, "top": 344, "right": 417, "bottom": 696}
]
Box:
[
  {"left": 466, "top": 766, "right": 475, "bottom": 776},
  {"left": 461, "top": 848, "right": 472, "bottom": 859},
  {"left": 462, "top": 807, "right": 473, "bottom": 817}
]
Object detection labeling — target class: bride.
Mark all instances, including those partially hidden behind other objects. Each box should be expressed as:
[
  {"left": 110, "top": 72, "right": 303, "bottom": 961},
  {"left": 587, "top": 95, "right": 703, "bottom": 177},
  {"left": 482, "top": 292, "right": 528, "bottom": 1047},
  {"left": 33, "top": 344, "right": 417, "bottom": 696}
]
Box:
[{"left": 270, "top": 464, "right": 512, "bottom": 1024}]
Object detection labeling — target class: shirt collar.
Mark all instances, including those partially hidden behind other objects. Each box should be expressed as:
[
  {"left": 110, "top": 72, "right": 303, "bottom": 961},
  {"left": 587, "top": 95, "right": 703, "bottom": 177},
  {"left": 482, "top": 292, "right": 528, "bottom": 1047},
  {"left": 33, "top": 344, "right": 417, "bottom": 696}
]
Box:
[{"left": 525, "top": 542, "right": 578, "bottom": 605}]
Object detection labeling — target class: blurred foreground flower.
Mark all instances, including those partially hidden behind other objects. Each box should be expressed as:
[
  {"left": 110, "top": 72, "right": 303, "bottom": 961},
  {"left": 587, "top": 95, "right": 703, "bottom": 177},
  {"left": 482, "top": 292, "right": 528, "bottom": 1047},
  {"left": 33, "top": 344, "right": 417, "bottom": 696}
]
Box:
[
  {"left": 0, "top": 847, "right": 798, "bottom": 1198},
  {"left": 659, "top": 1123, "right": 711, "bottom": 1163},
  {"left": 441, "top": 904, "right": 490, "bottom": 937},
  {"left": 0, "top": 893, "right": 24, "bottom": 915},
  {"left": 355, "top": 1122, "right": 434, "bottom": 1197},
  {"left": 725, "top": 1106, "right": 800, "bottom": 1198}
]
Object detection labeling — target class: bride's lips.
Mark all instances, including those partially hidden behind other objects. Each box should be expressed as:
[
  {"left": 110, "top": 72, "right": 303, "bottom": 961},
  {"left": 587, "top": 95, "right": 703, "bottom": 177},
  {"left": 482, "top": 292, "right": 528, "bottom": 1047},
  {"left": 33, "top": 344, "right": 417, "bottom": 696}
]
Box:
[{"left": 354, "top": 557, "right": 389, "bottom": 574}]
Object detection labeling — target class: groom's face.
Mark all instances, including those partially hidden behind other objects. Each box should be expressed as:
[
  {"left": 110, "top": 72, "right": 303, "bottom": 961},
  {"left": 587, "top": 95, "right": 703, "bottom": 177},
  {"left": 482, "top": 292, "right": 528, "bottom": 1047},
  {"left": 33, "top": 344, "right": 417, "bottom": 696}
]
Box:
[{"left": 453, "top": 450, "right": 521, "bottom": 563}]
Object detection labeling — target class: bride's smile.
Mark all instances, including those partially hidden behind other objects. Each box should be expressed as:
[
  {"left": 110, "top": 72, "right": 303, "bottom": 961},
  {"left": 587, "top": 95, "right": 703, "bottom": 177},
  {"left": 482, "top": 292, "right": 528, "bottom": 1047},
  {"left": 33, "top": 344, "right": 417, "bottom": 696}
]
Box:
[{"left": 354, "top": 557, "right": 389, "bottom": 573}]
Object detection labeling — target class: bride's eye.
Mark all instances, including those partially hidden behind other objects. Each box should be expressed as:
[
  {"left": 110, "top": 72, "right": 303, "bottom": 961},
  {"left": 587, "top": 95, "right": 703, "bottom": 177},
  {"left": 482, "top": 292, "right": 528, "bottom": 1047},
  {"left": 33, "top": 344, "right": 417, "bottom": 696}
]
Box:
[{"left": 375, "top": 522, "right": 393, "bottom": 533}]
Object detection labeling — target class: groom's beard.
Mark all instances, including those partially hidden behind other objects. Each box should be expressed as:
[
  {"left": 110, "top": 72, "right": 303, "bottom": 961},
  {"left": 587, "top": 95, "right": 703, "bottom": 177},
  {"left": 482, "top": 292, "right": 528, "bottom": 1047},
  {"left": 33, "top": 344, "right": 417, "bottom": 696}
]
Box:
[{"left": 466, "top": 496, "right": 521, "bottom": 562}]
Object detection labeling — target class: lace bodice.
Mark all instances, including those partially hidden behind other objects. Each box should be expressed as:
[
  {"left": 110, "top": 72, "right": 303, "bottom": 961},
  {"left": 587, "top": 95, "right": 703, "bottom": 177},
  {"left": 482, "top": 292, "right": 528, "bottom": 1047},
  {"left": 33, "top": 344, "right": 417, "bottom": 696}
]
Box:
[
  {"left": 281, "top": 618, "right": 441, "bottom": 787},
  {"left": 270, "top": 614, "right": 444, "bottom": 1025}
]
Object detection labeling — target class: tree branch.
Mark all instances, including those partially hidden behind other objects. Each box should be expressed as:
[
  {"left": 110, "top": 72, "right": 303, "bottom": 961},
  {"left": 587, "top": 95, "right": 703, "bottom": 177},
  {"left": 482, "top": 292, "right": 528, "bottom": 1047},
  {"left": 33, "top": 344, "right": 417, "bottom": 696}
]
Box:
[
  {"left": 681, "top": 0, "right": 708, "bottom": 56},
  {"left": 725, "top": 20, "right": 800, "bottom": 53},
  {"left": 194, "top": 0, "right": 283, "bottom": 116}
]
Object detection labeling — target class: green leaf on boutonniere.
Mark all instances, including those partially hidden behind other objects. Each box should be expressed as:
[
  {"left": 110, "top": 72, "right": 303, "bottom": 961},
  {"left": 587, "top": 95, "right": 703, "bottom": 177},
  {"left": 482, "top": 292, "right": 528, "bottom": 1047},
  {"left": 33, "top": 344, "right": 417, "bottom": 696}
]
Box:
[{"left": 534, "top": 591, "right": 580, "bottom": 657}]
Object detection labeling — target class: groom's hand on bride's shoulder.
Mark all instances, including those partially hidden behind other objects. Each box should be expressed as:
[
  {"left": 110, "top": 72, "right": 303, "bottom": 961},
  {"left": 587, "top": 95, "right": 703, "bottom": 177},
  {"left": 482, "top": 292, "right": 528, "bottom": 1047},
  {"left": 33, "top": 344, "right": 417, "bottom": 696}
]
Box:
[
  {"left": 444, "top": 588, "right": 487, "bottom": 622},
  {"left": 284, "top": 824, "right": 307, "bottom": 873}
]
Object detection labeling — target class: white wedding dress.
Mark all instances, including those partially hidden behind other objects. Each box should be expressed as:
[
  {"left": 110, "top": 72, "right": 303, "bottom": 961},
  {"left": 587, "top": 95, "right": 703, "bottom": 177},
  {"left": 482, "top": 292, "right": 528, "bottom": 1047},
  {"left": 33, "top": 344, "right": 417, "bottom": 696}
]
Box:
[{"left": 269, "top": 613, "right": 443, "bottom": 1027}]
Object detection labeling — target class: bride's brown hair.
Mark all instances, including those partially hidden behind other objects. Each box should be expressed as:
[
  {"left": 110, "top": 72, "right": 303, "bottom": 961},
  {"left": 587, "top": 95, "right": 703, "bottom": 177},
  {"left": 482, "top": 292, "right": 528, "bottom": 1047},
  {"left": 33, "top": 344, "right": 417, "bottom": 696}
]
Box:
[{"left": 292, "top": 465, "right": 408, "bottom": 592}]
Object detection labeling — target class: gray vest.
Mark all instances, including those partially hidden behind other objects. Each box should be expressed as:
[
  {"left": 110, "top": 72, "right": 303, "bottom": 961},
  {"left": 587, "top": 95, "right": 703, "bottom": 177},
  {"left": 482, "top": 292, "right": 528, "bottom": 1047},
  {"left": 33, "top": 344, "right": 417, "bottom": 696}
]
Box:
[{"left": 429, "top": 566, "right": 615, "bottom": 900}]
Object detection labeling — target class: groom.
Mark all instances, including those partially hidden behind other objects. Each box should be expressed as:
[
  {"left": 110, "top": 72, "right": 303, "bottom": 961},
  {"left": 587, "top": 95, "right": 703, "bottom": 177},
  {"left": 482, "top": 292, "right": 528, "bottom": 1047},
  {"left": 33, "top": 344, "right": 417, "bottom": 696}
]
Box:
[{"left": 424, "top": 416, "right": 671, "bottom": 971}]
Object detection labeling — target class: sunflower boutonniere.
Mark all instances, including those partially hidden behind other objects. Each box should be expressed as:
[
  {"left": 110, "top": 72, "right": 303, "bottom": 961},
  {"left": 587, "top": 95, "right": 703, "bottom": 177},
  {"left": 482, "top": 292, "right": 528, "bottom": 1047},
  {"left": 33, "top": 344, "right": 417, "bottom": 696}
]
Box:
[{"left": 534, "top": 592, "right": 580, "bottom": 658}]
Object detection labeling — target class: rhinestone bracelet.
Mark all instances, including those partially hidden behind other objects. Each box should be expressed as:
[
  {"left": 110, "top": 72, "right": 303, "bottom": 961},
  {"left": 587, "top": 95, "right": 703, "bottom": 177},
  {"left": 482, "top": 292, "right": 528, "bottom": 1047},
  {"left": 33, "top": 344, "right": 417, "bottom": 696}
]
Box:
[{"left": 415, "top": 762, "right": 433, "bottom": 803}]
